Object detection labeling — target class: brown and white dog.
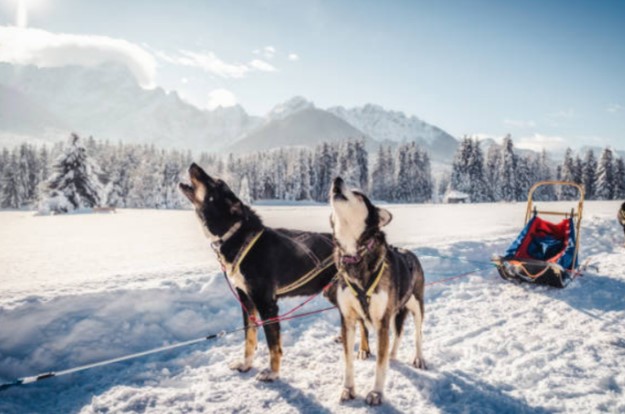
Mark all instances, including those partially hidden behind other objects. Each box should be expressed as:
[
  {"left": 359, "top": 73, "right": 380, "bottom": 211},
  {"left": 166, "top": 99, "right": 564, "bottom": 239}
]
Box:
[{"left": 329, "top": 177, "right": 426, "bottom": 406}]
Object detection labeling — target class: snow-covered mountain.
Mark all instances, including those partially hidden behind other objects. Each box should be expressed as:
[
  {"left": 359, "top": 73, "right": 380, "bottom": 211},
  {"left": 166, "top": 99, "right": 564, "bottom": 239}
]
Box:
[
  {"left": 230, "top": 105, "right": 371, "bottom": 153},
  {"left": 265, "top": 96, "right": 314, "bottom": 122},
  {"left": 1, "top": 63, "right": 460, "bottom": 158},
  {"left": 328, "top": 104, "right": 458, "bottom": 161},
  {"left": 0, "top": 63, "right": 261, "bottom": 151}
]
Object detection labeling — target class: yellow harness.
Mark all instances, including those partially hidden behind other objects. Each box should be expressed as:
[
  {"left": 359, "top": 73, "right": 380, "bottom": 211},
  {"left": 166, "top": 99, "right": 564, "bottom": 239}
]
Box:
[
  {"left": 215, "top": 229, "right": 335, "bottom": 296},
  {"left": 340, "top": 252, "right": 387, "bottom": 306}
]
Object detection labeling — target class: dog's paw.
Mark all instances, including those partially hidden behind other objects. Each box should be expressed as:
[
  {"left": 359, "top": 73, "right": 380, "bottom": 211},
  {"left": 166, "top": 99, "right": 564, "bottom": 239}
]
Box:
[
  {"left": 365, "top": 391, "right": 383, "bottom": 406},
  {"left": 228, "top": 360, "right": 252, "bottom": 373},
  {"left": 413, "top": 358, "right": 427, "bottom": 370},
  {"left": 256, "top": 368, "right": 279, "bottom": 382},
  {"left": 339, "top": 387, "right": 356, "bottom": 402},
  {"left": 357, "top": 349, "right": 370, "bottom": 360}
]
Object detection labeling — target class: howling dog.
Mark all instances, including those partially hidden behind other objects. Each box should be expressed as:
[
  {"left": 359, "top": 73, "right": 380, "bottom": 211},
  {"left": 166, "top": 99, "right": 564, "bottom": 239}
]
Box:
[
  {"left": 180, "top": 164, "right": 370, "bottom": 381},
  {"left": 330, "top": 177, "right": 426, "bottom": 406}
]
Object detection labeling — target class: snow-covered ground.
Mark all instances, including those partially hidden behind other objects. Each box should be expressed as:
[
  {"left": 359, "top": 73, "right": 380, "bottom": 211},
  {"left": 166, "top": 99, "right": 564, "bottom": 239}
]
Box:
[{"left": 0, "top": 201, "right": 623, "bottom": 413}]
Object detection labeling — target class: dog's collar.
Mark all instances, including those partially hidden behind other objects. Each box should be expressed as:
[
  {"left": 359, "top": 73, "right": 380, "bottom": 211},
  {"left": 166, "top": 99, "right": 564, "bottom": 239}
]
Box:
[
  {"left": 340, "top": 238, "right": 377, "bottom": 265},
  {"left": 210, "top": 221, "right": 242, "bottom": 249}
]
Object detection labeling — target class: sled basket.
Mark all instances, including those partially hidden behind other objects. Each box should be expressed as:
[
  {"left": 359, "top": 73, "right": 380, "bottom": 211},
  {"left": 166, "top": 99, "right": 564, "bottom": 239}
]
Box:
[{"left": 492, "top": 181, "right": 584, "bottom": 288}]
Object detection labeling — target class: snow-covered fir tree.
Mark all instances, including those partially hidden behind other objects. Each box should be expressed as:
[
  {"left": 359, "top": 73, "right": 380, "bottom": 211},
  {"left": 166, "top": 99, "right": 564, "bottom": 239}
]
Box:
[
  {"left": 558, "top": 148, "right": 578, "bottom": 200},
  {"left": 394, "top": 143, "right": 412, "bottom": 202},
  {"left": 499, "top": 135, "right": 517, "bottom": 202},
  {"left": 595, "top": 147, "right": 615, "bottom": 200},
  {"left": 613, "top": 157, "right": 625, "bottom": 199},
  {"left": 532, "top": 150, "right": 555, "bottom": 201},
  {"left": 238, "top": 175, "right": 253, "bottom": 204},
  {"left": 40, "top": 133, "right": 104, "bottom": 213},
  {"left": 468, "top": 139, "right": 488, "bottom": 202},
  {"left": 484, "top": 144, "right": 501, "bottom": 201},
  {"left": 582, "top": 149, "right": 597, "bottom": 200},
  {"left": 450, "top": 136, "right": 473, "bottom": 195},
  {"left": 312, "top": 142, "right": 337, "bottom": 201},
  {"left": 515, "top": 155, "right": 533, "bottom": 201},
  {"left": 1, "top": 151, "right": 23, "bottom": 209}
]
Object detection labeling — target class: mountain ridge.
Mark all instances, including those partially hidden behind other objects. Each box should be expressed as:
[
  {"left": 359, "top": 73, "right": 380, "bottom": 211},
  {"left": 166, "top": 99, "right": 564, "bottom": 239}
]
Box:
[{"left": 0, "top": 63, "right": 459, "bottom": 159}]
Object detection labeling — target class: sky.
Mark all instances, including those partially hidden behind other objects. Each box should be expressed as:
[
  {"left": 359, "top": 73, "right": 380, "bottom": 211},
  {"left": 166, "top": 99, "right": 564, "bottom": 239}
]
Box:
[{"left": 0, "top": 0, "right": 624, "bottom": 151}]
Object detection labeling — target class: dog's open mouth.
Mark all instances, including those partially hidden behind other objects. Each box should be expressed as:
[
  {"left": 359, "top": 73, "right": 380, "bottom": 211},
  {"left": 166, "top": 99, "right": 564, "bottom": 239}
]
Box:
[
  {"left": 332, "top": 177, "right": 348, "bottom": 201},
  {"left": 179, "top": 182, "right": 193, "bottom": 192},
  {"left": 332, "top": 191, "right": 348, "bottom": 201}
]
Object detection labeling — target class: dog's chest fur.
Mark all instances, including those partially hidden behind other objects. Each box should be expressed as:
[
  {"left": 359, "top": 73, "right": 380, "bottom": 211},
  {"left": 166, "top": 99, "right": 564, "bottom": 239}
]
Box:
[
  {"left": 215, "top": 253, "right": 249, "bottom": 294},
  {"left": 337, "top": 284, "right": 388, "bottom": 329}
]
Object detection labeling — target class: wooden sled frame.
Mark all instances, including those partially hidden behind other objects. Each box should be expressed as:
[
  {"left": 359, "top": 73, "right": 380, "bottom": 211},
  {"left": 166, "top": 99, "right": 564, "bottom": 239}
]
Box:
[{"left": 524, "top": 180, "right": 585, "bottom": 274}]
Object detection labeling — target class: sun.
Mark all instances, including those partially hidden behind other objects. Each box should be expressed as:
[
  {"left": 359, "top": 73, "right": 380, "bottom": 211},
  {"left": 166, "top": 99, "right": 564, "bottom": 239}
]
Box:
[{"left": 12, "top": 0, "right": 48, "bottom": 28}]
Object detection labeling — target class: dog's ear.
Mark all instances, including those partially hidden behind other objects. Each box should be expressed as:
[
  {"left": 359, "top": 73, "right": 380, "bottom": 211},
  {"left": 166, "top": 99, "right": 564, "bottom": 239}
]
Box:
[
  {"left": 230, "top": 200, "right": 244, "bottom": 216},
  {"left": 378, "top": 208, "right": 392, "bottom": 227}
]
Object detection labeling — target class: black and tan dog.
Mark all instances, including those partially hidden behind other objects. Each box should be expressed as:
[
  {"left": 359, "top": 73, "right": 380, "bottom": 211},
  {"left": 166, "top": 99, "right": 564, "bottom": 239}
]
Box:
[
  {"left": 329, "top": 177, "right": 426, "bottom": 406},
  {"left": 619, "top": 202, "right": 625, "bottom": 244},
  {"left": 180, "top": 164, "right": 370, "bottom": 381}
]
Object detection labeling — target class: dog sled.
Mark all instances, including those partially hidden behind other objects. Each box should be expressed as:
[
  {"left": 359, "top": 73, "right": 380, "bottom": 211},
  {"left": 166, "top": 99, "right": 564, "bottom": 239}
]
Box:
[{"left": 492, "top": 181, "right": 584, "bottom": 288}]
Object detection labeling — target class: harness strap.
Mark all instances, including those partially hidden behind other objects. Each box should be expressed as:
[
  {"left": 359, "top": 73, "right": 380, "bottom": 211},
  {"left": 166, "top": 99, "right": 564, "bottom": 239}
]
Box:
[
  {"left": 221, "top": 229, "right": 264, "bottom": 275},
  {"left": 341, "top": 253, "right": 387, "bottom": 315},
  {"left": 276, "top": 255, "right": 335, "bottom": 295}
]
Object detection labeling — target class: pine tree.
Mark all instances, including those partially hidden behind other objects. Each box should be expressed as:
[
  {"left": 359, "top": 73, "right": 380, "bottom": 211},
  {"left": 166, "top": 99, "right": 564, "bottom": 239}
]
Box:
[
  {"left": 1, "top": 151, "right": 23, "bottom": 209},
  {"left": 532, "top": 150, "right": 555, "bottom": 201},
  {"left": 582, "top": 149, "right": 597, "bottom": 200},
  {"left": 239, "top": 175, "right": 253, "bottom": 204},
  {"left": 515, "top": 155, "right": 533, "bottom": 201},
  {"left": 354, "top": 139, "right": 368, "bottom": 191},
  {"left": 484, "top": 144, "right": 501, "bottom": 201},
  {"left": 40, "top": 133, "right": 104, "bottom": 213},
  {"left": 595, "top": 147, "right": 615, "bottom": 200},
  {"left": 370, "top": 146, "right": 387, "bottom": 200},
  {"left": 394, "top": 143, "right": 412, "bottom": 202},
  {"left": 450, "top": 136, "right": 473, "bottom": 195},
  {"left": 499, "top": 135, "right": 517, "bottom": 202},
  {"left": 468, "top": 139, "right": 488, "bottom": 202},
  {"left": 558, "top": 148, "right": 578, "bottom": 200},
  {"left": 613, "top": 157, "right": 625, "bottom": 199}
]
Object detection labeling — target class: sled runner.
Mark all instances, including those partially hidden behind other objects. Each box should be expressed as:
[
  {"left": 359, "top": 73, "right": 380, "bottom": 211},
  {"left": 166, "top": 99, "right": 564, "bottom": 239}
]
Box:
[{"left": 492, "top": 181, "right": 584, "bottom": 288}]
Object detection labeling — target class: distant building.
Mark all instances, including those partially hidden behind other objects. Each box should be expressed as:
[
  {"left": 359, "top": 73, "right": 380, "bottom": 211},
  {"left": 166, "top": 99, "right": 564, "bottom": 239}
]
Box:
[{"left": 444, "top": 190, "right": 470, "bottom": 204}]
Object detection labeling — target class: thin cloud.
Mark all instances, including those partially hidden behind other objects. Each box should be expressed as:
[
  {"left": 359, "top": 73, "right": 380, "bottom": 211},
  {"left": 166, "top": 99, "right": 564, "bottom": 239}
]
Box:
[
  {"left": 548, "top": 109, "right": 575, "bottom": 119},
  {"left": 607, "top": 103, "right": 624, "bottom": 113},
  {"left": 156, "top": 49, "right": 249, "bottom": 79},
  {"left": 249, "top": 59, "right": 276, "bottom": 72},
  {"left": 503, "top": 119, "right": 537, "bottom": 128},
  {"left": 155, "top": 49, "right": 277, "bottom": 78},
  {"left": 288, "top": 53, "right": 299, "bottom": 61},
  {"left": 253, "top": 46, "right": 276, "bottom": 59},
  {"left": 0, "top": 26, "right": 156, "bottom": 88},
  {"left": 516, "top": 133, "right": 568, "bottom": 152}
]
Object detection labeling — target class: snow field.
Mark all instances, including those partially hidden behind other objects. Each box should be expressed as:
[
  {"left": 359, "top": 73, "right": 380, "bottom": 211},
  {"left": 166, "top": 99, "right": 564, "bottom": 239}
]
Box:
[{"left": 0, "top": 201, "right": 623, "bottom": 413}]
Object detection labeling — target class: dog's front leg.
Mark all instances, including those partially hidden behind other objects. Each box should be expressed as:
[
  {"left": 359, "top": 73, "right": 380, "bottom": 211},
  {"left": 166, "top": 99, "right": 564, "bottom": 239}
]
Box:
[
  {"left": 256, "top": 299, "right": 282, "bottom": 381},
  {"left": 367, "top": 314, "right": 391, "bottom": 406},
  {"left": 357, "top": 320, "right": 371, "bottom": 359},
  {"left": 229, "top": 289, "right": 257, "bottom": 373},
  {"left": 339, "top": 314, "right": 357, "bottom": 402}
]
